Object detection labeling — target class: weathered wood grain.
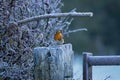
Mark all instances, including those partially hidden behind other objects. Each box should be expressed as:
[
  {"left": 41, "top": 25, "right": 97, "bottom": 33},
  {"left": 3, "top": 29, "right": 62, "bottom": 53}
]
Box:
[{"left": 34, "top": 44, "right": 73, "bottom": 80}]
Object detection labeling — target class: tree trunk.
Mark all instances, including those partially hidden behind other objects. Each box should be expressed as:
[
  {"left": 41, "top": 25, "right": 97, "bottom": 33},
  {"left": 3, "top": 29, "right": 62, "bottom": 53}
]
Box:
[{"left": 34, "top": 44, "right": 73, "bottom": 80}]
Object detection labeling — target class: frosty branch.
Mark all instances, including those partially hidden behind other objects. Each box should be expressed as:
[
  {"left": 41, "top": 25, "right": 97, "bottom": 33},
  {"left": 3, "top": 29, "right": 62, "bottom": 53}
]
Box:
[
  {"left": 10, "top": 12, "right": 93, "bottom": 25},
  {"left": 63, "top": 28, "right": 88, "bottom": 35}
]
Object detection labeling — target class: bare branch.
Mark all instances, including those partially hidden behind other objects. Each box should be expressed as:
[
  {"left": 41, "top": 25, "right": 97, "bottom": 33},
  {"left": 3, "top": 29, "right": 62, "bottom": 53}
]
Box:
[
  {"left": 12, "top": 12, "right": 93, "bottom": 25},
  {"left": 104, "top": 75, "right": 111, "bottom": 80},
  {"left": 63, "top": 28, "right": 88, "bottom": 35}
]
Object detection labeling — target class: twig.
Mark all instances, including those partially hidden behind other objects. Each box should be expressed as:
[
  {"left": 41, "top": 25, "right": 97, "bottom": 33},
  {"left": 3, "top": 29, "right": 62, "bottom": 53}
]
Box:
[
  {"left": 10, "top": 12, "right": 93, "bottom": 25},
  {"left": 104, "top": 75, "right": 111, "bottom": 80},
  {"left": 63, "top": 28, "right": 87, "bottom": 35}
]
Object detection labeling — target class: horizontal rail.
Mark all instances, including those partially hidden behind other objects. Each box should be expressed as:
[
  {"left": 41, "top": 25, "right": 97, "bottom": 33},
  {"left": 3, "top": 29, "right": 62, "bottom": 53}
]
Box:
[
  {"left": 88, "top": 56, "right": 120, "bottom": 66},
  {"left": 83, "top": 52, "right": 120, "bottom": 80}
]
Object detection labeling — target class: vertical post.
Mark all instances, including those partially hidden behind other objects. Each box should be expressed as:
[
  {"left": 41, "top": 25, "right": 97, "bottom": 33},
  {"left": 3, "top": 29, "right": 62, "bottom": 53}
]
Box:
[
  {"left": 34, "top": 44, "right": 73, "bottom": 80},
  {"left": 83, "top": 52, "right": 92, "bottom": 80}
]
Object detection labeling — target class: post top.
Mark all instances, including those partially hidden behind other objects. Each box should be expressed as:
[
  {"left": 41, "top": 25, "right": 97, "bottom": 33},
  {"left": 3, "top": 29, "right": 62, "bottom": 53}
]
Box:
[
  {"left": 34, "top": 43, "right": 72, "bottom": 50},
  {"left": 82, "top": 52, "right": 93, "bottom": 55}
]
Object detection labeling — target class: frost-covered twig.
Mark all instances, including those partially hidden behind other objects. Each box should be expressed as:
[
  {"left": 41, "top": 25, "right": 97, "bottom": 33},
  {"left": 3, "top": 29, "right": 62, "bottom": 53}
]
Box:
[
  {"left": 64, "top": 28, "right": 87, "bottom": 35},
  {"left": 13, "top": 12, "right": 93, "bottom": 25},
  {"left": 104, "top": 75, "right": 111, "bottom": 80}
]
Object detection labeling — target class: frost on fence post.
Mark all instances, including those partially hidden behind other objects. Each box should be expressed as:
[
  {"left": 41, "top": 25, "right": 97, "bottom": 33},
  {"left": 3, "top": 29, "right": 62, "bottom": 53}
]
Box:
[{"left": 34, "top": 44, "right": 74, "bottom": 80}]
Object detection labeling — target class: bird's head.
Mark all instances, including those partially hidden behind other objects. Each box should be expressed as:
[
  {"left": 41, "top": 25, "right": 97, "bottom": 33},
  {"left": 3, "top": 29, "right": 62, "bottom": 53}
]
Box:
[{"left": 56, "top": 30, "right": 62, "bottom": 33}]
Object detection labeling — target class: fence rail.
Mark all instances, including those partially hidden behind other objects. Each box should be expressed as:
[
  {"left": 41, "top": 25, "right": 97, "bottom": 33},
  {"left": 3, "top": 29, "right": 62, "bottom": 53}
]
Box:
[{"left": 83, "top": 52, "right": 120, "bottom": 80}]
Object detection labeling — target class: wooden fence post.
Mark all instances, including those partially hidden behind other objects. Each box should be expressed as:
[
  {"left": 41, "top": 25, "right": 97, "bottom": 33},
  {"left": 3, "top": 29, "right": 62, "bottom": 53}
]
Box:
[
  {"left": 33, "top": 44, "right": 74, "bottom": 80},
  {"left": 83, "top": 52, "right": 92, "bottom": 80}
]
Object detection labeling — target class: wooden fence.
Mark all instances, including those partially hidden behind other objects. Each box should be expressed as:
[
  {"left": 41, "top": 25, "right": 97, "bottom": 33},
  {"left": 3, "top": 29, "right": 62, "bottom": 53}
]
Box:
[{"left": 83, "top": 52, "right": 120, "bottom": 80}]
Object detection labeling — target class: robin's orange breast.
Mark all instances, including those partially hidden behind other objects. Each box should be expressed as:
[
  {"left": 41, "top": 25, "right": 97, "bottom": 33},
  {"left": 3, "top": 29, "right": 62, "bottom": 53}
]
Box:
[{"left": 54, "top": 31, "right": 63, "bottom": 41}]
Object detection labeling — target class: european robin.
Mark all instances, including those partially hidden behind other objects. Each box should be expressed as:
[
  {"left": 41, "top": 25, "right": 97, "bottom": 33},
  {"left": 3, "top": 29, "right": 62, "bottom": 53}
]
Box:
[{"left": 54, "top": 30, "right": 64, "bottom": 44}]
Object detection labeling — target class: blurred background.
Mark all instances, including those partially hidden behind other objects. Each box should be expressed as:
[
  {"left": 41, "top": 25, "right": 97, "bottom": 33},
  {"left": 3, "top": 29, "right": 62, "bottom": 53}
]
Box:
[
  {"left": 62, "top": 0, "right": 120, "bottom": 80},
  {"left": 62, "top": 0, "right": 120, "bottom": 55}
]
